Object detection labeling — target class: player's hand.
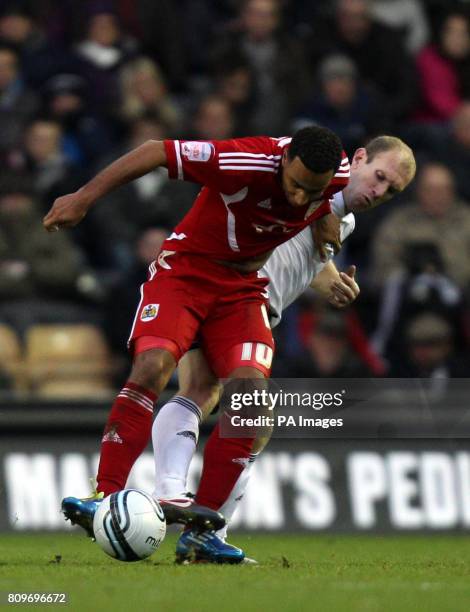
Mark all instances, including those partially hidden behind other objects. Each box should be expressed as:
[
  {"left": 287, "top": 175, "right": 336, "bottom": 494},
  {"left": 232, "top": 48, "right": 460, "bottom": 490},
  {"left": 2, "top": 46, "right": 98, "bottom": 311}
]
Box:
[
  {"left": 328, "top": 265, "right": 360, "bottom": 308},
  {"left": 312, "top": 213, "right": 341, "bottom": 262},
  {"left": 43, "top": 192, "right": 90, "bottom": 232}
]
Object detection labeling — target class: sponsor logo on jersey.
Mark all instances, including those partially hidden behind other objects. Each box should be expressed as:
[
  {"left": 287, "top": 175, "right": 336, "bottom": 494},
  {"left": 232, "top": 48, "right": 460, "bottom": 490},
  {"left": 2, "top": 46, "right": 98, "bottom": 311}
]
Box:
[
  {"left": 257, "top": 198, "right": 272, "bottom": 209},
  {"left": 140, "top": 304, "right": 159, "bottom": 322},
  {"left": 181, "top": 141, "right": 214, "bottom": 162}
]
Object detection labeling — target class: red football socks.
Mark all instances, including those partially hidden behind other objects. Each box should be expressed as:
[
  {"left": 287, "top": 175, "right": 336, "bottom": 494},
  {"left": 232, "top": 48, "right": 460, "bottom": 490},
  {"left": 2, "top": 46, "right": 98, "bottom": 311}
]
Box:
[
  {"left": 195, "top": 421, "right": 255, "bottom": 510},
  {"left": 96, "top": 381, "right": 156, "bottom": 496}
]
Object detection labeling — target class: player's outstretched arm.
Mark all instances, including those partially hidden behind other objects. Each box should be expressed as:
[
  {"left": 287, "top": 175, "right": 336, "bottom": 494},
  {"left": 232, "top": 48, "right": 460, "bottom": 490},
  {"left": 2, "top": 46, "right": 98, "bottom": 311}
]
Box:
[
  {"left": 311, "top": 262, "right": 360, "bottom": 308},
  {"left": 43, "top": 140, "right": 167, "bottom": 231}
]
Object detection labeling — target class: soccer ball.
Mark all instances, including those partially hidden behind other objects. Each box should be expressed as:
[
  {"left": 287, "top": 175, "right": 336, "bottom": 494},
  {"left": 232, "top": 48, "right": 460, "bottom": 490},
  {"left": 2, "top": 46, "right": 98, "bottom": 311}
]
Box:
[{"left": 93, "top": 489, "right": 166, "bottom": 562}]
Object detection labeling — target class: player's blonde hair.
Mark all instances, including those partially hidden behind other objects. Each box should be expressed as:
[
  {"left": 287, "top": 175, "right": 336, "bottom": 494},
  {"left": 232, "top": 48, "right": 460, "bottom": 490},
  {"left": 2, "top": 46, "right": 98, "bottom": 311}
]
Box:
[{"left": 365, "top": 135, "right": 416, "bottom": 181}]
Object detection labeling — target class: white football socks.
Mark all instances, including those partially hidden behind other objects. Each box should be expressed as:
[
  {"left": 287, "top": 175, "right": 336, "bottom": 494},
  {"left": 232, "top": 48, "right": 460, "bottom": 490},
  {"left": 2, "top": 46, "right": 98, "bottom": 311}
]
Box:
[
  {"left": 216, "top": 452, "right": 258, "bottom": 540},
  {"left": 152, "top": 396, "right": 202, "bottom": 500}
]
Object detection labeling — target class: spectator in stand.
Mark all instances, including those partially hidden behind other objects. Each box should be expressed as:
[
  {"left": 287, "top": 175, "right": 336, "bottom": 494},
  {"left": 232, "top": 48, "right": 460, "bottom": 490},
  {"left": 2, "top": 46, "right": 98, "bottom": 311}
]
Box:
[
  {"left": 370, "top": 162, "right": 470, "bottom": 290},
  {"left": 212, "top": 53, "right": 257, "bottom": 136},
  {"left": 370, "top": 162, "right": 470, "bottom": 360},
  {"left": 432, "top": 102, "right": 470, "bottom": 202},
  {"left": 305, "top": 0, "right": 417, "bottom": 126},
  {"left": 0, "top": 44, "right": 38, "bottom": 152},
  {"left": 126, "top": 0, "right": 187, "bottom": 91},
  {"left": 414, "top": 9, "right": 470, "bottom": 123},
  {"left": 118, "top": 56, "right": 181, "bottom": 136},
  {"left": 0, "top": 5, "right": 69, "bottom": 86},
  {"left": 276, "top": 308, "right": 375, "bottom": 377},
  {"left": 371, "top": 239, "right": 464, "bottom": 361},
  {"left": 274, "top": 290, "right": 386, "bottom": 377},
  {"left": 74, "top": 2, "right": 138, "bottom": 113},
  {"left": 8, "top": 117, "right": 83, "bottom": 206},
  {"left": 179, "top": 0, "right": 237, "bottom": 80},
  {"left": 0, "top": 174, "right": 103, "bottom": 337},
  {"left": 388, "top": 312, "right": 470, "bottom": 379},
  {"left": 212, "top": 0, "right": 310, "bottom": 134},
  {"left": 105, "top": 226, "right": 169, "bottom": 376},
  {"left": 293, "top": 54, "right": 388, "bottom": 154},
  {"left": 0, "top": 175, "right": 83, "bottom": 301},
  {"left": 191, "top": 95, "right": 235, "bottom": 141},
  {"left": 371, "top": 0, "right": 430, "bottom": 54},
  {"left": 42, "top": 73, "right": 115, "bottom": 168}
]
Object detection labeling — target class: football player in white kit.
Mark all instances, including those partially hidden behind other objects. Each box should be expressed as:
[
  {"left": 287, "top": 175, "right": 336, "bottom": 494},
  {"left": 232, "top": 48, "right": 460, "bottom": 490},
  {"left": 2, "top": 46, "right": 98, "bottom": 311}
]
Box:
[{"left": 166, "top": 135, "right": 416, "bottom": 564}]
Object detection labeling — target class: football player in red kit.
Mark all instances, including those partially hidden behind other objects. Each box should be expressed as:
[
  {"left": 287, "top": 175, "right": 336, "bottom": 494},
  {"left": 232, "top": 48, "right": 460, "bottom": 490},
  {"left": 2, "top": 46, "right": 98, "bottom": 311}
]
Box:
[{"left": 43, "top": 127, "right": 348, "bottom": 536}]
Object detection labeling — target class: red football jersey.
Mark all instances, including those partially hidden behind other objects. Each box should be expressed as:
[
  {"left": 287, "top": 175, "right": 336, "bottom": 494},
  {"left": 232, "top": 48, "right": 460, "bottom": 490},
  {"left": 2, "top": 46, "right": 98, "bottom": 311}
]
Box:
[{"left": 162, "top": 136, "right": 350, "bottom": 260}]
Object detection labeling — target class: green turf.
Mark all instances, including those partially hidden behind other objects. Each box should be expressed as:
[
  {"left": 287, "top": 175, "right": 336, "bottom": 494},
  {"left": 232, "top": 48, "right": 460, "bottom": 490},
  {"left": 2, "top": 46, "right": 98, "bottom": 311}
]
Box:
[{"left": 1, "top": 532, "right": 470, "bottom": 611}]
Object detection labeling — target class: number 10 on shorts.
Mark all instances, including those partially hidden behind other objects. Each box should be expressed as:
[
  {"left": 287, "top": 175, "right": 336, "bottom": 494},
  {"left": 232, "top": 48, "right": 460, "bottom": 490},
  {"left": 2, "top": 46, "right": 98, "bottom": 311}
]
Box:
[{"left": 240, "top": 342, "right": 273, "bottom": 369}]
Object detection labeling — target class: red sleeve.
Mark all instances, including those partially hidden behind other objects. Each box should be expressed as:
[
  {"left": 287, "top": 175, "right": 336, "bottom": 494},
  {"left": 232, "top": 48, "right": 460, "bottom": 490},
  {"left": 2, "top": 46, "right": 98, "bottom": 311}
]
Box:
[
  {"left": 164, "top": 139, "right": 217, "bottom": 181},
  {"left": 163, "top": 137, "right": 276, "bottom": 193},
  {"left": 324, "top": 151, "right": 350, "bottom": 199}
]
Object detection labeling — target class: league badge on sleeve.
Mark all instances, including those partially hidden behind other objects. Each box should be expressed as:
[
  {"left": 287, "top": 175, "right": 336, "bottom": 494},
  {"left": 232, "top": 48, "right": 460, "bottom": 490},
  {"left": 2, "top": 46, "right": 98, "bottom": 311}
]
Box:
[
  {"left": 181, "top": 141, "right": 214, "bottom": 162},
  {"left": 140, "top": 304, "right": 160, "bottom": 322}
]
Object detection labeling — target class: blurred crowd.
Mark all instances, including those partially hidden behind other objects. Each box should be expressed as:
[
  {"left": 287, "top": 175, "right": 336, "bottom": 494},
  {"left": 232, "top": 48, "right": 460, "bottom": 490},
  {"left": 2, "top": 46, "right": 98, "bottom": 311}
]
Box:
[{"left": 1, "top": 0, "right": 470, "bottom": 397}]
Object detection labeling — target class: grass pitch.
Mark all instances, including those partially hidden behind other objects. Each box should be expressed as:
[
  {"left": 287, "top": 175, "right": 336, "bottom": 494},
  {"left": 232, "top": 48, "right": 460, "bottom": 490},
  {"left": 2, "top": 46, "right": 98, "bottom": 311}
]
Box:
[{"left": 1, "top": 532, "right": 470, "bottom": 611}]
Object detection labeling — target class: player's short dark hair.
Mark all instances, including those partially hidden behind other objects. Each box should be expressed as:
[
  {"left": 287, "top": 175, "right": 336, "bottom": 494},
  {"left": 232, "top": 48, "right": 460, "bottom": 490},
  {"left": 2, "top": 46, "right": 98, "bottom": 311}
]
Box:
[{"left": 288, "top": 126, "right": 343, "bottom": 174}]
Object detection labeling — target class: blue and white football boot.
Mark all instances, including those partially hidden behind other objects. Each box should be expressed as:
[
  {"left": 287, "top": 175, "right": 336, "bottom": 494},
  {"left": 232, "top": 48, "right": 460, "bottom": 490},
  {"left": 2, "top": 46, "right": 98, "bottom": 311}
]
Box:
[
  {"left": 175, "top": 529, "right": 257, "bottom": 565},
  {"left": 61, "top": 482, "right": 104, "bottom": 538}
]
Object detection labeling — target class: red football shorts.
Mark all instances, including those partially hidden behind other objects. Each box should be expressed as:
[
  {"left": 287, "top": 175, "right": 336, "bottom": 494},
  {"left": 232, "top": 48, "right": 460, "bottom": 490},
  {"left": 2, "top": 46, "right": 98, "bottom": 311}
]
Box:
[{"left": 128, "top": 251, "right": 274, "bottom": 376}]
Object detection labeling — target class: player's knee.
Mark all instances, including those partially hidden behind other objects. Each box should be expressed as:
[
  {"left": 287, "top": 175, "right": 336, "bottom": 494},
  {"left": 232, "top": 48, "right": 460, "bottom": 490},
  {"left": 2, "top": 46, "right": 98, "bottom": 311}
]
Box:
[
  {"left": 129, "top": 349, "right": 176, "bottom": 394},
  {"left": 178, "top": 381, "right": 222, "bottom": 419}
]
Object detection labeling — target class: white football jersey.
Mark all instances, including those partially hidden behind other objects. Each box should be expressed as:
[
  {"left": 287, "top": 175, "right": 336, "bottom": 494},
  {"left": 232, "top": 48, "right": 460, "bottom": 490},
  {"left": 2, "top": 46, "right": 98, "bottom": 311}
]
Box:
[{"left": 262, "top": 192, "right": 355, "bottom": 328}]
